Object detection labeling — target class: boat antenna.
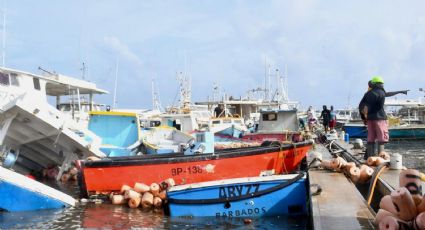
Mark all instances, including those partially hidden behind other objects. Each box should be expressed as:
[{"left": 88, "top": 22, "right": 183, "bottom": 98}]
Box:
[
  {"left": 80, "top": 62, "right": 87, "bottom": 80},
  {"left": 112, "top": 57, "right": 119, "bottom": 110}
]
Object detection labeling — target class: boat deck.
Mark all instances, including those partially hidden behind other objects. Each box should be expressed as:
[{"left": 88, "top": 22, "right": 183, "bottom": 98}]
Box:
[{"left": 309, "top": 143, "right": 376, "bottom": 229}]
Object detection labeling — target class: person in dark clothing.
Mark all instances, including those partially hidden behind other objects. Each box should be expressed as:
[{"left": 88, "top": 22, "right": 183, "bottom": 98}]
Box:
[
  {"left": 214, "top": 105, "right": 224, "bottom": 117},
  {"left": 320, "top": 105, "right": 331, "bottom": 133},
  {"left": 359, "top": 76, "right": 391, "bottom": 160}
]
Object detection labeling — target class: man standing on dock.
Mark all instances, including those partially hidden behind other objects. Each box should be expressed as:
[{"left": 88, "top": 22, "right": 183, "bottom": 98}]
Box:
[
  {"left": 320, "top": 105, "right": 331, "bottom": 133},
  {"left": 359, "top": 76, "right": 389, "bottom": 160}
]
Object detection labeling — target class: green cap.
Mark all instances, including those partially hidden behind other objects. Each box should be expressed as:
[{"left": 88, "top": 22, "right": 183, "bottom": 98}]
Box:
[{"left": 371, "top": 76, "right": 384, "bottom": 84}]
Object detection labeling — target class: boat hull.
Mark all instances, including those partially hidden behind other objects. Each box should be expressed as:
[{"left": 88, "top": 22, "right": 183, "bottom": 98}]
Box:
[
  {"left": 167, "top": 173, "right": 308, "bottom": 217},
  {"left": 343, "top": 123, "right": 425, "bottom": 139},
  {"left": 80, "top": 141, "right": 312, "bottom": 196},
  {"left": 0, "top": 167, "right": 75, "bottom": 212}
]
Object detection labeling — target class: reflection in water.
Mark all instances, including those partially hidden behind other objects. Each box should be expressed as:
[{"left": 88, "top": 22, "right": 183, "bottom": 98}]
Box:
[{"left": 4, "top": 140, "right": 422, "bottom": 229}]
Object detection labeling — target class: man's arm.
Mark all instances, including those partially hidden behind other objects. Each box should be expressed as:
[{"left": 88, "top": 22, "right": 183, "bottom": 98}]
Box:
[{"left": 385, "top": 90, "right": 409, "bottom": 97}]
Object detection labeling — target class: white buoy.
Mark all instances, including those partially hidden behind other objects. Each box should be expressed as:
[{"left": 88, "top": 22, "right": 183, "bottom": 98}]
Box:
[
  {"left": 353, "top": 139, "right": 364, "bottom": 149},
  {"left": 390, "top": 153, "right": 403, "bottom": 170}
]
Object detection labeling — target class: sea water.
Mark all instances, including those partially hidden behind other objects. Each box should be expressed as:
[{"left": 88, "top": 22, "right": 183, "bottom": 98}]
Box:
[{"left": 1, "top": 140, "right": 423, "bottom": 229}]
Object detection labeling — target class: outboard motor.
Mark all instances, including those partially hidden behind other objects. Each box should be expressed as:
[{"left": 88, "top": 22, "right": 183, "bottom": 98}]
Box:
[{"left": 0, "top": 147, "right": 18, "bottom": 169}]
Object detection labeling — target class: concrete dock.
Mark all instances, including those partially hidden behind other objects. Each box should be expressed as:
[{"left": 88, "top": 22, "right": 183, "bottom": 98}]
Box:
[{"left": 309, "top": 143, "right": 376, "bottom": 229}]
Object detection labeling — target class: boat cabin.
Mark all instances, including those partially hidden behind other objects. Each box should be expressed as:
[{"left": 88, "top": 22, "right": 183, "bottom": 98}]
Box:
[{"left": 257, "top": 109, "right": 299, "bottom": 132}]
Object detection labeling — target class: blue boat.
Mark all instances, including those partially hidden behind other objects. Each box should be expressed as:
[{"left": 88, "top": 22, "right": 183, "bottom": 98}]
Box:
[
  {"left": 166, "top": 173, "right": 308, "bottom": 217},
  {"left": 0, "top": 166, "right": 75, "bottom": 212},
  {"left": 88, "top": 111, "right": 142, "bottom": 157},
  {"left": 343, "top": 123, "right": 425, "bottom": 139},
  {"left": 343, "top": 123, "right": 367, "bottom": 138}
]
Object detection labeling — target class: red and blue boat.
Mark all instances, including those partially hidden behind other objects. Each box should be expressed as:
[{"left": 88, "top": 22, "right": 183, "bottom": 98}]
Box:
[{"left": 79, "top": 140, "right": 312, "bottom": 196}]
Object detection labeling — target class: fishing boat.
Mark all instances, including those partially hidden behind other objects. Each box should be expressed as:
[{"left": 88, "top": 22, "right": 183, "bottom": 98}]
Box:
[
  {"left": 166, "top": 172, "right": 307, "bottom": 217},
  {"left": 88, "top": 111, "right": 142, "bottom": 157},
  {"left": 241, "top": 109, "right": 303, "bottom": 143},
  {"left": 141, "top": 126, "right": 195, "bottom": 155},
  {"left": 0, "top": 67, "right": 106, "bottom": 180},
  {"left": 0, "top": 166, "right": 75, "bottom": 212},
  {"left": 79, "top": 140, "right": 313, "bottom": 196},
  {"left": 343, "top": 123, "right": 425, "bottom": 139}
]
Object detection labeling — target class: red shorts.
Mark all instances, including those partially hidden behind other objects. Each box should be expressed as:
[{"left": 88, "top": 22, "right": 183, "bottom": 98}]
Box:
[
  {"left": 329, "top": 119, "right": 336, "bottom": 128},
  {"left": 367, "top": 120, "right": 389, "bottom": 143}
]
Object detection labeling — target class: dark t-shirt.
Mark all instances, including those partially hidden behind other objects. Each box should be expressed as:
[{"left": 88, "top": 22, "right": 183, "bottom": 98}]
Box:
[
  {"left": 321, "top": 109, "right": 331, "bottom": 123},
  {"left": 358, "top": 87, "right": 387, "bottom": 120}
]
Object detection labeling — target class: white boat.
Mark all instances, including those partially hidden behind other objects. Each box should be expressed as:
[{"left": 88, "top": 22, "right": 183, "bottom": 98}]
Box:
[{"left": 0, "top": 67, "right": 106, "bottom": 180}]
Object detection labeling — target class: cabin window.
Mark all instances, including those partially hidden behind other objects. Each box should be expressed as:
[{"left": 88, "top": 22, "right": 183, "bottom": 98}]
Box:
[
  {"left": 10, "top": 74, "right": 19, "bottom": 86},
  {"left": 33, "top": 78, "right": 41, "bottom": 90},
  {"left": 0, "top": 72, "right": 9, "bottom": 85},
  {"left": 212, "top": 120, "right": 221, "bottom": 124},
  {"left": 223, "top": 120, "right": 231, "bottom": 124},
  {"left": 262, "top": 113, "right": 277, "bottom": 121}
]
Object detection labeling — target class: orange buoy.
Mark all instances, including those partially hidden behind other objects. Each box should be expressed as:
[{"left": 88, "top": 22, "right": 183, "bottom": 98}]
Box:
[
  {"left": 150, "top": 183, "right": 160, "bottom": 196},
  {"left": 412, "top": 194, "right": 422, "bottom": 206},
  {"left": 124, "top": 189, "right": 141, "bottom": 200},
  {"left": 349, "top": 167, "right": 361, "bottom": 183},
  {"left": 375, "top": 209, "right": 397, "bottom": 225},
  {"left": 111, "top": 194, "right": 126, "bottom": 205},
  {"left": 344, "top": 162, "right": 356, "bottom": 172},
  {"left": 399, "top": 169, "right": 422, "bottom": 195},
  {"left": 375, "top": 157, "right": 388, "bottom": 166},
  {"left": 158, "top": 190, "right": 167, "bottom": 201},
  {"left": 142, "top": 192, "right": 154, "bottom": 209},
  {"left": 379, "top": 151, "right": 390, "bottom": 160},
  {"left": 379, "top": 215, "right": 399, "bottom": 230},
  {"left": 134, "top": 182, "right": 150, "bottom": 193},
  {"left": 153, "top": 197, "right": 162, "bottom": 208},
  {"left": 358, "top": 165, "right": 373, "bottom": 183},
  {"left": 128, "top": 196, "right": 141, "bottom": 208},
  {"left": 320, "top": 160, "right": 332, "bottom": 170},
  {"left": 379, "top": 195, "right": 398, "bottom": 214},
  {"left": 330, "top": 158, "right": 341, "bottom": 170},
  {"left": 160, "top": 178, "right": 176, "bottom": 190},
  {"left": 120, "top": 185, "right": 132, "bottom": 194},
  {"left": 69, "top": 167, "right": 79, "bottom": 176},
  {"left": 416, "top": 195, "right": 425, "bottom": 213},
  {"left": 367, "top": 156, "right": 379, "bottom": 166},
  {"left": 61, "top": 173, "right": 71, "bottom": 182},
  {"left": 390, "top": 187, "right": 417, "bottom": 221},
  {"left": 414, "top": 212, "right": 425, "bottom": 230}
]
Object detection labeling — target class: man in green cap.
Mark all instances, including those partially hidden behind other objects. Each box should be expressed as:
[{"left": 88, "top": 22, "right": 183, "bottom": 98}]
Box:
[{"left": 358, "top": 76, "right": 408, "bottom": 160}]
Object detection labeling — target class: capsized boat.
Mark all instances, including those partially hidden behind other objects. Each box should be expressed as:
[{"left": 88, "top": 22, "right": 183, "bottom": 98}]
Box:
[
  {"left": 79, "top": 140, "right": 312, "bottom": 196},
  {"left": 141, "top": 126, "right": 195, "bottom": 155},
  {"left": 167, "top": 172, "right": 307, "bottom": 217},
  {"left": 0, "top": 67, "right": 106, "bottom": 180},
  {"left": 0, "top": 166, "right": 75, "bottom": 212}
]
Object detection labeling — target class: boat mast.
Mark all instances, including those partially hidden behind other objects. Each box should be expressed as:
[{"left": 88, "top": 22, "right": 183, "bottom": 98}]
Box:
[
  {"left": 1, "top": 1, "right": 5, "bottom": 67},
  {"left": 112, "top": 57, "right": 119, "bottom": 110}
]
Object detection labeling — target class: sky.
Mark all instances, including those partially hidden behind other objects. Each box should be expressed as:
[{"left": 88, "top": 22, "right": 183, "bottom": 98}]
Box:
[{"left": 3, "top": 0, "right": 425, "bottom": 110}]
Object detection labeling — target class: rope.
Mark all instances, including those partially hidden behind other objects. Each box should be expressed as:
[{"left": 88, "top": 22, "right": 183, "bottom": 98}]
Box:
[{"left": 367, "top": 163, "right": 389, "bottom": 205}]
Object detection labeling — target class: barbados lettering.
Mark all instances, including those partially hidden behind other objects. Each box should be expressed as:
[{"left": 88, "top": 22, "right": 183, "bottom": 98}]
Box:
[
  {"left": 216, "top": 207, "right": 267, "bottom": 217},
  {"left": 219, "top": 184, "right": 260, "bottom": 198}
]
